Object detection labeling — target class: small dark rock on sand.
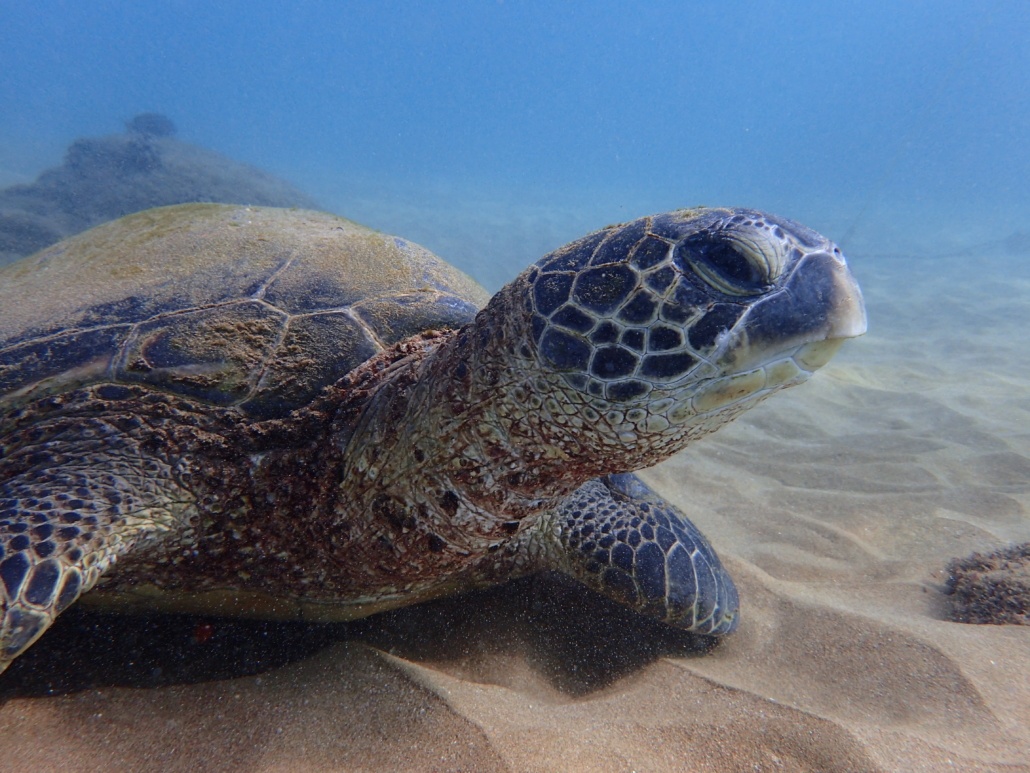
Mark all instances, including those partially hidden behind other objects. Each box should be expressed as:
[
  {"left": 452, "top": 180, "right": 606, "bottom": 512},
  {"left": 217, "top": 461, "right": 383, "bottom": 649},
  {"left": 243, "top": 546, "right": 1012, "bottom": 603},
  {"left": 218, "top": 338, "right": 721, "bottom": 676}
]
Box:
[{"left": 945, "top": 542, "right": 1030, "bottom": 625}]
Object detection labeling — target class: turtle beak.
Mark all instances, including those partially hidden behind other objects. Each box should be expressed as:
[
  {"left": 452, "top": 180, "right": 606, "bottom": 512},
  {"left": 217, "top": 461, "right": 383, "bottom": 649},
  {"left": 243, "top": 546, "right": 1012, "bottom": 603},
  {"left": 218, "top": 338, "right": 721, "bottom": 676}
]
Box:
[
  {"left": 721, "top": 247, "right": 867, "bottom": 373},
  {"left": 822, "top": 251, "right": 867, "bottom": 339},
  {"left": 791, "top": 250, "right": 866, "bottom": 369}
]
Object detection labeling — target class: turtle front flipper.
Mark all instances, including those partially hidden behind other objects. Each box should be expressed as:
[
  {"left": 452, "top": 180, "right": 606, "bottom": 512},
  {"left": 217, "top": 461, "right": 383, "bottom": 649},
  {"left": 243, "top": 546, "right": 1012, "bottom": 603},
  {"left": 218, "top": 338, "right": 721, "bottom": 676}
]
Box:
[
  {"left": 0, "top": 429, "right": 193, "bottom": 673},
  {"left": 551, "top": 474, "right": 739, "bottom": 635}
]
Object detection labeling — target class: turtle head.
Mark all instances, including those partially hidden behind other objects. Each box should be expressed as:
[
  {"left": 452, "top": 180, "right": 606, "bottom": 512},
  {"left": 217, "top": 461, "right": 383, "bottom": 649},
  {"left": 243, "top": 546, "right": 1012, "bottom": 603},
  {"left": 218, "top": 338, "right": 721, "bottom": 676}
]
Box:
[{"left": 512, "top": 207, "right": 866, "bottom": 467}]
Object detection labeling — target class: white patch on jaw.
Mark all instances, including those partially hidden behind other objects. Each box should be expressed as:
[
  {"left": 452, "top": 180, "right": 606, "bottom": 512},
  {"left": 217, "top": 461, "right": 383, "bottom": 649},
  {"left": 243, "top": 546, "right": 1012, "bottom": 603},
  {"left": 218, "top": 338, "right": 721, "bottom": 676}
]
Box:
[
  {"left": 691, "top": 369, "right": 768, "bottom": 414},
  {"left": 793, "top": 338, "right": 846, "bottom": 371},
  {"left": 764, "top": 358, "right": 803, "bottom": 386}
]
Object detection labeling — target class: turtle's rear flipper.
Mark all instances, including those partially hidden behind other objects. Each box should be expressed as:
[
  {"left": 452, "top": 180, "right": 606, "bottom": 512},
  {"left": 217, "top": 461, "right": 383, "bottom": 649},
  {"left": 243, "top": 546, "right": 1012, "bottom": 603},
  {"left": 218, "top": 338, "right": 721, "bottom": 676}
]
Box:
[
  {"left": 552, "top": 473, "right": 739, "bottom": 636},
  {"left": 0, "top": 430, "right": 192, "bottom": 673}
]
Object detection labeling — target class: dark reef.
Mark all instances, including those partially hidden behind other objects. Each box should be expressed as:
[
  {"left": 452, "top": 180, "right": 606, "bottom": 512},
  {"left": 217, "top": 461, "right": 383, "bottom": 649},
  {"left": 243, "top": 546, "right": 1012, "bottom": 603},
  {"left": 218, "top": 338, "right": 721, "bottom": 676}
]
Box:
[
  {"left": 0, "top": 113, "right": 319, "bottom": 266},
  {"left": 125, "top": 112, "right": 178, "bottom": 138},
  {"left": 945, "top": 542, "right": 1030, "bottom": 625}
]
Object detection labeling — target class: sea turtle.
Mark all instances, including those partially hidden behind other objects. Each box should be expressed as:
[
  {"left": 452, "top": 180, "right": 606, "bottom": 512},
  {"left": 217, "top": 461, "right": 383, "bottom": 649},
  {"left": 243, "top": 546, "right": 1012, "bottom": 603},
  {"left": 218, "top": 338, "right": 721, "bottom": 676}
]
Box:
[{"left": 0, "top": 203, "right": 866, "bottom": 672}]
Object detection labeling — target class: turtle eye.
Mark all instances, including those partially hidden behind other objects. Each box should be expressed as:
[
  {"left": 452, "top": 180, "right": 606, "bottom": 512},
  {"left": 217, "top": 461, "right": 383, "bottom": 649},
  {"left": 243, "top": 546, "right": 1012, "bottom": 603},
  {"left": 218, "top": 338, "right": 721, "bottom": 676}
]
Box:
[{"left": 678, "top": 227, "right": 784, "bottom": 297}]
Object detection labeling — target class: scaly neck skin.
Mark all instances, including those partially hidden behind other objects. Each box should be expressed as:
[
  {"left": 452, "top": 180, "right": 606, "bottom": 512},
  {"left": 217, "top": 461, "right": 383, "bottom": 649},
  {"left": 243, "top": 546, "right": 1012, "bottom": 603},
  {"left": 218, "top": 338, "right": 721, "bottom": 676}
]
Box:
[
  {"left": 335, "top": 276, "right": 678, "bottom": 571},
  {"left": 336, "top": 287, "right": 570, "bottom": 548}
]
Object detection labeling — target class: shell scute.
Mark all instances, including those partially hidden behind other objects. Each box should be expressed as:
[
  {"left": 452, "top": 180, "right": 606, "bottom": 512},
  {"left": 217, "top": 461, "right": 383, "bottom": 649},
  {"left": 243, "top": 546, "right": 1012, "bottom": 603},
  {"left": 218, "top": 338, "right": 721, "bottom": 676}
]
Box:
[
  {"left": 0, "top": 204, "right": 490, "bottom": 415},
  {"left": 0, "top": 326, "right": 131, "bottom": 399},
  {"left": 241, "top": 312, "right": 380, "bottom": 419},
  {"left": 117, "top": 301, "right": 287, "bottom": 406},
  {"left": 352, "top": 293, "right": 482, "bottom": 347}
]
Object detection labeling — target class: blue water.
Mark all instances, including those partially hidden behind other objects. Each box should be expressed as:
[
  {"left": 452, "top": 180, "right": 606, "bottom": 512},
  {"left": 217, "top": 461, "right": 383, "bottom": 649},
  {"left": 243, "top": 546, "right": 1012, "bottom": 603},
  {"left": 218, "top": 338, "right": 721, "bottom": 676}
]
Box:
[
  {"left": 2, "top": 0, "right": 1028, "bottom": 285},
  {"left": 2, "top": 3, "right": 1030, "bottom": 766}
]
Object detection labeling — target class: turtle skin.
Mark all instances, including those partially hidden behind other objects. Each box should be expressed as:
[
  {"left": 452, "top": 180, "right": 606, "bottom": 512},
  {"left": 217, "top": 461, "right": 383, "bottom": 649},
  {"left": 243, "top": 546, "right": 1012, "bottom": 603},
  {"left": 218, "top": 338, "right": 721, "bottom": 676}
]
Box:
[{"left": 0, "top": 203, "right": 866, "bottom": 672}]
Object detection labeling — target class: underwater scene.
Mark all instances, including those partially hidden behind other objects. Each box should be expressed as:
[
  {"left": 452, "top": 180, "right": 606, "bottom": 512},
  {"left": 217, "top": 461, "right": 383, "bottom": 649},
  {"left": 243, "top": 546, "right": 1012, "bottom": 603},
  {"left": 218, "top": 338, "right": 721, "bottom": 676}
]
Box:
[{"left": 0, "top": 1, "right": 1028, "bottom": 770}]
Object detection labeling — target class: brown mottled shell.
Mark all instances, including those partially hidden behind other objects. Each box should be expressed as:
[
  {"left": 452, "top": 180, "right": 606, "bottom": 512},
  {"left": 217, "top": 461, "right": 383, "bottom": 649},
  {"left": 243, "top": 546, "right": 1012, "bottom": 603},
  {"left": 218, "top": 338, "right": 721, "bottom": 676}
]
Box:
[{"left": 0, "top": 203, "right": 490, "bottom": 417}]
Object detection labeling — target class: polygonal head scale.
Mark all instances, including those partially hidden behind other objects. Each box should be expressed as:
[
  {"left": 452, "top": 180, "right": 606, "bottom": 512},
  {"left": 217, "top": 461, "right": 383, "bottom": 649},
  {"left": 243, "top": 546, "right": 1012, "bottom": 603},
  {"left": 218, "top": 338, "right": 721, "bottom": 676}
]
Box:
[{"left": 518, "top": 206, "right": 865, "bottom": 448}]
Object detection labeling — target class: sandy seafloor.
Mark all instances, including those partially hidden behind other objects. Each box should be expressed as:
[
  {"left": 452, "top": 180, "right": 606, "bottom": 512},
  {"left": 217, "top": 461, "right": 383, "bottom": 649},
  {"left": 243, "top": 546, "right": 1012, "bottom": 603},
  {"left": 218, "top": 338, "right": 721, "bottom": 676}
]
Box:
[{"left": 0, "top": 190, "right": 1027, "bottom": 772}]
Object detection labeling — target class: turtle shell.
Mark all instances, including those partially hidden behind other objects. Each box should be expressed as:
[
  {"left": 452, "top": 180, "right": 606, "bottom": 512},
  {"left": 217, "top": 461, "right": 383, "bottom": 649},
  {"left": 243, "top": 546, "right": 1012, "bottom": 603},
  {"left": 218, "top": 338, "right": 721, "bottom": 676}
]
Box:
[{"left": 0, "top": 203, "right": 490, "bottom": 418}]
